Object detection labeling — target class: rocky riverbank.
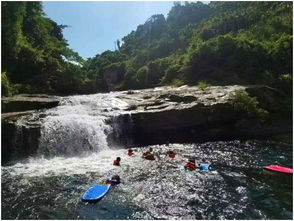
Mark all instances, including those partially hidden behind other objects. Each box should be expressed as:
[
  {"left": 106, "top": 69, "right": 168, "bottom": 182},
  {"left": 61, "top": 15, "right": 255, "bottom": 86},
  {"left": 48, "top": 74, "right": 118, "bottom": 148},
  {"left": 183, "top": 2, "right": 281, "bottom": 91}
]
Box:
[
  {"left": 1, "top": 85, "right": 292, "bottom": 163},
  {"left": 115, "top": 85, "right": 292, "bottom": 145}
]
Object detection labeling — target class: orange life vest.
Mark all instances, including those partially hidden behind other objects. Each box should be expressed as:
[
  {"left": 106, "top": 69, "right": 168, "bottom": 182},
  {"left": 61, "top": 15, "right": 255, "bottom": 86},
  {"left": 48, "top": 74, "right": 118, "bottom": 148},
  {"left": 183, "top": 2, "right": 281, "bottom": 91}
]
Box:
[
  {"left": 128, "top": 152, "right": 134, "bottom": 156},
  {"left": 185, "top": 162, "right": 196, "bottom": 170},
  {"left": 113, "top": 160, "right": 120, "bottom": 166}
]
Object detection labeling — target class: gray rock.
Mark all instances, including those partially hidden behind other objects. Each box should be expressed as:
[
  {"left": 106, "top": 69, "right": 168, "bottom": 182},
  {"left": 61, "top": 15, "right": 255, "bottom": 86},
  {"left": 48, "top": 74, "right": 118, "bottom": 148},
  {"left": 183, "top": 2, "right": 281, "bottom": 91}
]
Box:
[
  {"left": 1, "top": 94, "right": 60, "bottom": 113},
  {"left": 2, "top": 111, "right": 41, "bottom": 164},
  {"left": 115, "top": 85, "right": 291, "bottom": 145},
  {"left": 1, "top": 85, "right": 291, "bottom": 163}
]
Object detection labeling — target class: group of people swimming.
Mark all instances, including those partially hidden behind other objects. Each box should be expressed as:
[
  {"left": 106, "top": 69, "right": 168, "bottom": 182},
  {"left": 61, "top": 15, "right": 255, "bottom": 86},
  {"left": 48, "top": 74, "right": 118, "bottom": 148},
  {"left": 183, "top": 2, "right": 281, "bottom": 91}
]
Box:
[
  {"left": 113, "top": 147, "right": 177, "bottom": 165},
  {"left": 105, "top": 147, "right": 207, "bottom": 185}
]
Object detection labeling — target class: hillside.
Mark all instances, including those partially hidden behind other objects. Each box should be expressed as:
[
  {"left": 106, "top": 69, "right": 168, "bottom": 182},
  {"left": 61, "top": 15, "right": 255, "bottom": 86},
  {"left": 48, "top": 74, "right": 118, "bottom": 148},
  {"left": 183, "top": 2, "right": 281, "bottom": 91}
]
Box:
[{"left": 1, "top": 1, "right": 292, "bottom": 96}]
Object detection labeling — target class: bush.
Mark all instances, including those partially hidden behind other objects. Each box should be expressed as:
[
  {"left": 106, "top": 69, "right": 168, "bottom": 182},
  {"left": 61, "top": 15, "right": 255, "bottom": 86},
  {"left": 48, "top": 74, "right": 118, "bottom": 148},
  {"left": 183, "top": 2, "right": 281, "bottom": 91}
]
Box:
[
  {"left": 136, "top": 66, "right": 149, "bottom": 87},
  {"left": 275, "top": 74, "right": 293, "bottom": 94},
  {"left": 1, "top": 72, "right": 23, "bottom": 96},
  {"left": 229, "top": 90, "right": 269, "bottom": 122},
  {"left": 147, "top": 58, "right": 171, "bottom": 86},
  {"left": 1, "top": 72, "right": 12, "bottom": 96},
  {"left": 160, "top": 63, "right": 181, "bottom": 85},
  {"left": 197, "top": 80, "right": 210, "bottom": 90},
  {"left": 170, "top": 78, "right": 185, "bottom": 87}
]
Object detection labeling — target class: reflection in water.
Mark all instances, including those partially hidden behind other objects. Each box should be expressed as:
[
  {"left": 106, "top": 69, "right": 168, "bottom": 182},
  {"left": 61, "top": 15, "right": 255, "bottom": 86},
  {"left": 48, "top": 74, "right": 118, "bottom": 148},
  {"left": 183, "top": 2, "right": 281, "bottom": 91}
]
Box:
[{"left": 2, "top": 141, "right": 292, "bottom": 219}]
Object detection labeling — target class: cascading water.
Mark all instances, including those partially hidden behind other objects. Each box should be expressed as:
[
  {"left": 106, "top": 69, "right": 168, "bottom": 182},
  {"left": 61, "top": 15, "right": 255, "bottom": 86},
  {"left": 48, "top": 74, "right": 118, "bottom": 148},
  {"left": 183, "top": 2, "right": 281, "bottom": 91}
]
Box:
[
  {"left": 38, "top": 92, "right": 130, "bottom": 157},
  {"left": 1, "top": 92, "right": 293, "bottom": 220}
]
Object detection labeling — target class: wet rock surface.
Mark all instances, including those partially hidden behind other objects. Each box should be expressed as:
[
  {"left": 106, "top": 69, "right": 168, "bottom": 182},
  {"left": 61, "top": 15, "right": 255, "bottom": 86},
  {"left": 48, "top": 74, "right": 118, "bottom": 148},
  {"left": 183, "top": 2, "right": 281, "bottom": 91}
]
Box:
[
  {"left": 2, "top": 110, "right": 42, "bottom": 164},
  {"left": 1, "top": 85, "right": 291, "bottom": 163},
  {"left": 2, "top": 94, "right": 60, "bottom": 163}
]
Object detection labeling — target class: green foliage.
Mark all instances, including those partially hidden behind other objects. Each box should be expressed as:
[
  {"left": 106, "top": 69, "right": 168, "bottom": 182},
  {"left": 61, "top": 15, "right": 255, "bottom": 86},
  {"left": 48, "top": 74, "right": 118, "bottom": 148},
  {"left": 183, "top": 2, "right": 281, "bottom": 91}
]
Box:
[
  {"left": 120, "top": 14, "right": 168, "bottom": 56},
  {"left": 1, "top": 72, "right": 22, "bottom": 96},
  {"left": 1, "top": 72, "right": 13, "bottom": 97},
  {"left": 160, "top": 63, "right": 182, "bottom": 85},
  {"left": 197, "top": 81, "right": 210, "bottom": 90},
  {"left": 274, "top": 74, "right": 293, "bottom": 95},
  {"left": 83, "top": 1, "right": 292, "bottom": 93},
  {"left": 146, "top": 58, "right": 171, "bottom": 86},
  {"left": 2, "top": 1, "right": 292, "bottom": 96},
  {"left": 122, "top": 61, "right": 138, "bottom": 89},
  {"left": 279, "top": 74, "right": 292, "bottom": 82},
  {"left": 1, "top": 1, "right": 85, "bottom": 94},
  {"left": 167, "top": 2, "right": 213, "bottom": 29},
  {"left": 170, "top": 79, "right": 185, "bottom": 87},
  {"left": 229, "top": 90, "right": 269, "bottom": 122},
  {"left": 136, "top": 66, "right": 149, "bottom": 87}
]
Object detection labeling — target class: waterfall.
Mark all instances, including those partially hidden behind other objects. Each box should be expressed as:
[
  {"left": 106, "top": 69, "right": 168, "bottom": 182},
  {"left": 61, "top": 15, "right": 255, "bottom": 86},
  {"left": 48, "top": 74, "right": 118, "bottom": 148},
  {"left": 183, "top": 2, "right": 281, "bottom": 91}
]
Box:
[{"left": 38, "top": 93, "right": 130, "bottom": 157}]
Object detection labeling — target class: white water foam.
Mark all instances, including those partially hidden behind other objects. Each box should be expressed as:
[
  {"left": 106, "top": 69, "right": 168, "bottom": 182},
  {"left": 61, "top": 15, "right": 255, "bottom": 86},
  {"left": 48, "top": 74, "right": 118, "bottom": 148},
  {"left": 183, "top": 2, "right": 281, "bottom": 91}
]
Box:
[
  {"left": 5, "top": 146, "right": 167, "bottom": 178},
  {"left": 38, "top": 92, "right": 129, "bottom": 157}
]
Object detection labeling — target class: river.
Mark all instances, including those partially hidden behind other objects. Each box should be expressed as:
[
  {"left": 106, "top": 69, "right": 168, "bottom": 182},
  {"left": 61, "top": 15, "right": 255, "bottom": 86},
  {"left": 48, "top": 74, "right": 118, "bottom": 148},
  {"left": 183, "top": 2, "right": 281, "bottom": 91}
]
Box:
[{"left": 1, "top": 92, "right": 293, "bottom": 219}]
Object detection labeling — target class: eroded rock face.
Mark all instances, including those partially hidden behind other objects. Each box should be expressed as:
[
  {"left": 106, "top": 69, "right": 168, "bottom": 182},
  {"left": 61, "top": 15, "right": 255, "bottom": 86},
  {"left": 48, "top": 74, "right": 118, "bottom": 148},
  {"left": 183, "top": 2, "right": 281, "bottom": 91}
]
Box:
[
  {"left": 115, "top": 85, "right": 291, "bottom": 145},
  {"left": 1, "top": 85, "right": 291, "bottom": 163},
  {"left": 118, "top": 85, "right": 244, "bottom": 113},
  {"left": 1, "top": 94, "right": 60, "bottom": 113},
  {"left": 1, "top": 94, "right": 58, "bottom": 164},
  {"left": 2, "top": 111, "right": 41, "bottom": 164}
]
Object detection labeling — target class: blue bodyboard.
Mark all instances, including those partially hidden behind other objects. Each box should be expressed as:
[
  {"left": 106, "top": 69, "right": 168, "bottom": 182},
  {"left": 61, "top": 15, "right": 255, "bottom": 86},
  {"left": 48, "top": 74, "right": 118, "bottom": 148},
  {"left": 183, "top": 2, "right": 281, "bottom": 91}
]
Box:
[
  {"left": 200, "top": 163, "right": 211, "bottom": 172},
  {"left": 82, "top": 184, "right": 111, "bottom": 202}
]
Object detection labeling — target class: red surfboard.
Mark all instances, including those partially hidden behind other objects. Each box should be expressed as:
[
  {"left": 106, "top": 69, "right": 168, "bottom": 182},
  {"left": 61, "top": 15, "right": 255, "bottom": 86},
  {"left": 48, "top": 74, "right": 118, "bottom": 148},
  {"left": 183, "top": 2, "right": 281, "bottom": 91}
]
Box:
[{"left": 263, "top": 165, "right": 293, "bottom": 174}]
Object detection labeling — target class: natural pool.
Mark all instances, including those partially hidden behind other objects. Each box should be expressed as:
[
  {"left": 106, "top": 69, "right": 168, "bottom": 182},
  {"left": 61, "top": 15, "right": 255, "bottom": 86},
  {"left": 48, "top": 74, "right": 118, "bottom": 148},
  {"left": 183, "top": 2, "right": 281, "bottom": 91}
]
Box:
[{"left": 2, "top": 140, "right": 292, "bottom": 219}]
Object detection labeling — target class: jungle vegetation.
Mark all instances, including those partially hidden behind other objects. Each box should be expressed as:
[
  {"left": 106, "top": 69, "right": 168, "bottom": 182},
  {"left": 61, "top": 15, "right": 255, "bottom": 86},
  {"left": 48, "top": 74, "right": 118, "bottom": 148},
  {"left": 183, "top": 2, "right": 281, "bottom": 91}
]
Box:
[{"left": 1, "top": 1, "right": 292, "bottom": 96}]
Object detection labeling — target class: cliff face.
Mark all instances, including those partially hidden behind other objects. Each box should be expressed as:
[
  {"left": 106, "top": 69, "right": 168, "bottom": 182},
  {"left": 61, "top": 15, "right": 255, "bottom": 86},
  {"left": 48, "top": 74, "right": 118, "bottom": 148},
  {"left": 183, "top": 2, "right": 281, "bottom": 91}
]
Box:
[
  {"left": 116, "top": 85, "right": 292, "bottom": 145},
  {"left": 1, "top": 85, "right": 292, "bottom": 163},
  {"left": 2, "top": 111, "right": 41, "bottom": 164},
  {"left": 1, "top": 94, "right": 60, "bottom": 164}
]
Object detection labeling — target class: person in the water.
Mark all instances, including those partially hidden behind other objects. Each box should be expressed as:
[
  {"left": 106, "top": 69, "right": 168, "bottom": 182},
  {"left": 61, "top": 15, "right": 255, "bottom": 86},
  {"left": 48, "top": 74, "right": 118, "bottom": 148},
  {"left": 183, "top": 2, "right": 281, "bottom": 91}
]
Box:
[
  {"left": 184, "top": 158, "right": 197, "bottom": 171},
  {"left": 104, "top": 175, "right": 120, "bottom": 186},
  {"left": 113, "top": 157, "right": 121, "bottom": 166},
  {"left": 128, "top": 149, "right": 134, "bottom": 156},
  {"left": 142, "top": 147, "right": 155, "bottom": 160},
  {"left": 167, "top": 150, "right": 176, "bottom": 158}
]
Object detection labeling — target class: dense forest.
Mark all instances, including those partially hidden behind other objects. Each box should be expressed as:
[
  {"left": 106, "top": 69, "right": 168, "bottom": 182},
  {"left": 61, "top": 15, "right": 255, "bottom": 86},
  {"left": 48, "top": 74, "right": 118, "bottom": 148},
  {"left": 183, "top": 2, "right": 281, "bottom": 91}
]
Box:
[{"left": 1, "top": 1, "right": 293, "bottom": 96}]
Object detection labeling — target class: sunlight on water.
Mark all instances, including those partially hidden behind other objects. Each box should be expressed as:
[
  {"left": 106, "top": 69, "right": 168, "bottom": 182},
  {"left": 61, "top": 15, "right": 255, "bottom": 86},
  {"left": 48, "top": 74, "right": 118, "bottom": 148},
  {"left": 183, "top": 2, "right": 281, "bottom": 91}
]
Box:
[
  {"left": 2, "top": 92, "right": 292, "bottom": 220},
  {"left": 37, "top": 92, "right": 130, "bottom": 157},
  {"left": 2, "top": 142, "right": 292, "bottom": 219}
]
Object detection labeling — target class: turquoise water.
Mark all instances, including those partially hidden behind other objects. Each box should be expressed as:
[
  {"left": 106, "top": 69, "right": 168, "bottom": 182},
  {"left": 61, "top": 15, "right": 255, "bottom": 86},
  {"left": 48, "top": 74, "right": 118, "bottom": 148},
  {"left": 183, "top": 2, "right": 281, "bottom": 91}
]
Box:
[{"left": 1, "top": 140, "right": 292, "bottom": 219}]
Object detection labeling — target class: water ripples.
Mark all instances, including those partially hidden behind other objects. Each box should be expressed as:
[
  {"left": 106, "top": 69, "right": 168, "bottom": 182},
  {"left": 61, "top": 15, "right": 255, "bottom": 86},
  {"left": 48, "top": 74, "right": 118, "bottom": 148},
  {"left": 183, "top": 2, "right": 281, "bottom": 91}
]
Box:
[{"left": 2, "top": 141, "right": 292, "bottom": 219}]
